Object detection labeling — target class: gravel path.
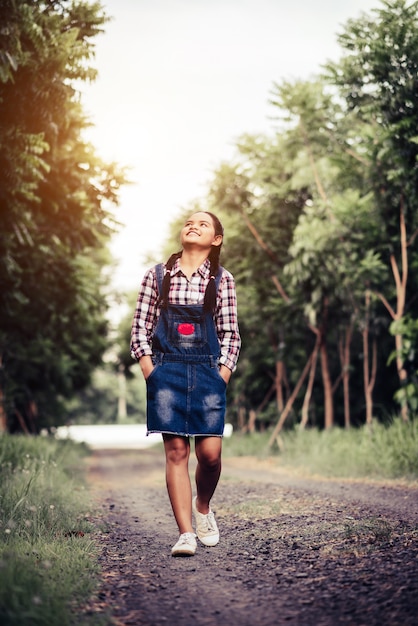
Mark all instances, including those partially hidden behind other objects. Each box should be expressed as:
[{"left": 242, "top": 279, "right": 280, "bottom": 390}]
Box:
[{"left": 84, "top": 448, "right": 418, "bottom": 626}]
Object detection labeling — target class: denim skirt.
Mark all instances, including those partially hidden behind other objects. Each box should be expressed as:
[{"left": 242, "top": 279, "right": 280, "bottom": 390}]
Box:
[{"left": 146, "top": 357, "right": 227, "bottom": 437}]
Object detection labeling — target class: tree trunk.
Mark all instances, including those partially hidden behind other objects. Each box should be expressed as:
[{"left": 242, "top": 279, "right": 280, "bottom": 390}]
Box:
[
  {"left": 238, "top": 405, "right": 247, "bottom": 432},
  {"left": 257, "top": 383, "right": 275, "bottom": 414},
  {"left": 363, "top": 290, "right": 373, "bottom": 425},
  {"left": 340, "top": 324, "right": 353, "bottom": 429},
  {"left": 268, "top": 351, "right": 314, "bottom": 448},
  {"left": 0, "top": 388, "right": 7, "bottom": 434},
  {"left": 26, "top": 400, "right": 38, "bottom": 434},
  {"left": 15, "top": 409, "right": 30, "bottom": 434},
  {"left": 247, "top": 409, "right": 257, "bottom": 434},
  {"left": 275, "top": 360, "right": 285, "bottom": 412},
  {"left": 117, "top": 365, "right": 127, "bottom": 421},
  {"left": 395, "top": 333, "right": 408, "bottom": 421},
  {"left": 300, "top": 330, "right": 320, "bottom": 428},
  {"left": 376, "top": 203, "right": 409, "bottom": 421},
  {"left": 320, "top": 338, "right": 334, "bottom": 429},
  {"left": 318, "top": 298, "right": 334, "bottom": 430},
  {"left": 364, "top": 290, "right": 378, "bottom": 426}
]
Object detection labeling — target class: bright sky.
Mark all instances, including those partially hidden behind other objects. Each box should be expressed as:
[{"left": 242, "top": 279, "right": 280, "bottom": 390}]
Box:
[{"left": 82, "top": 0, "right": 380, "bottom": 292}]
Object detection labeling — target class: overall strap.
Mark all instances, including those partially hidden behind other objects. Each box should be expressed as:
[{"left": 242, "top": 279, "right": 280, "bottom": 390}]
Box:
[
  {"left": 155, "top": 263, "right": 224, "bottom": 308},
  {"left": 154, "top": 263, "right": 165, "bottom": 298}
]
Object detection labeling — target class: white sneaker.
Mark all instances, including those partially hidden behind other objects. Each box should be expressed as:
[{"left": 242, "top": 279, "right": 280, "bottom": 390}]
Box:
[
  {"left": 192, "top": 496, "right": 219, "bottom": 546},
  {"left": 171, "top": 532, "right": 197, "bottom": 557}
]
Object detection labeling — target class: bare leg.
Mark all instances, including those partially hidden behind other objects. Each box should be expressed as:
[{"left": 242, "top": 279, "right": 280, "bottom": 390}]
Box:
[
  {"left": 163, "top": 434, "right": 194, "bottom": 534},
  {"left": 194, "top": 436, "right": 222, "bottom": 514}
]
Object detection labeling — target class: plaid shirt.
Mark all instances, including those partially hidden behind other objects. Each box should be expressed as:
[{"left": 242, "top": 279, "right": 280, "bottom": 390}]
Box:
[{"left": 130, "top": 258, "right": 241, "bottom": 371}]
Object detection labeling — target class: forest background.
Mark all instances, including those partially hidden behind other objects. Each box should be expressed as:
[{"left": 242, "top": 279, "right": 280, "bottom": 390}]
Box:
[{"left": 1, "top": 0, "right": 418, "bottom": 445}]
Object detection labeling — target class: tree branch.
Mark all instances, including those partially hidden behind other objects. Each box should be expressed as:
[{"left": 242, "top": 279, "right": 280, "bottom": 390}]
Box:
[
  {"left": 238, "top": 207, "right": 280, "bottom": 265},
  {"left": 375, "top": 291, "right": 397, "bottom": 320},
  {"left": 271, "top": 274, "right": 290, "bottom": 302}
]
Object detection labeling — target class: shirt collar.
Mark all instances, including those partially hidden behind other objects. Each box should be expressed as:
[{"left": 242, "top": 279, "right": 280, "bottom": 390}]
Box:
[{"left": 171, "top": 257, "right": 211, "bottom": 279}]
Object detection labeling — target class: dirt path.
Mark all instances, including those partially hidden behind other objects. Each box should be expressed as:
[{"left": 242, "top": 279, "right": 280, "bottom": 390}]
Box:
[{"left": 84, "top": 448, "right": 418, "bottom": 626}]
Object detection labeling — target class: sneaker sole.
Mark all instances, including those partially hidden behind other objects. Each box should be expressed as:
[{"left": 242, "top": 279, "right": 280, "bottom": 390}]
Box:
[
  {"left": 171, "top": 550, "right": 196, "bottom": 556},
  {"left": 197, "top": 534, "right": 219, "bottom": 547}
]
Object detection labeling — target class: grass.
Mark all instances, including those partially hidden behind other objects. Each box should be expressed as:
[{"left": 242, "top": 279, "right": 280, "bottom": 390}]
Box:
[
  {"left": 0, "top": 435, "right": 106, "bottom": 626},
  {"left": 343, "top": 517, "right": 393, "bottom": 544},
  {"left": 222, "top": 416, "right": 418, "bottom": 481},
  {"left": 225, "top": 497, "right": 285, "bottom": 520}
]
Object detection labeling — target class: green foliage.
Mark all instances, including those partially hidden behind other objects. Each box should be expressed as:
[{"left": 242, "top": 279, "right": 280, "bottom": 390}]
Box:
[
  {"left": 326, "top": 0, "right": 418, "bottom": 243},
  {"left": 0, "top": 434, "right": 103, "bottom": 625},
  {"left": 201, "top": 0, "right": 418, "bottom": 429},
  {"left": 63, "top": 365, "right": 146, "bottom": 424},
  {"left": 0, "top": 1, "right": 127, "bottom": 431}
]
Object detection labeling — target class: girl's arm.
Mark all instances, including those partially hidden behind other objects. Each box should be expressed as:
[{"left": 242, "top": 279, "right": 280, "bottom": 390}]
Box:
[
  {"left": 130, "top": 268, "right": 159, "bottom": 364},
  {"left": 216, "top": 271, "right": 241, "bottom": 375}
]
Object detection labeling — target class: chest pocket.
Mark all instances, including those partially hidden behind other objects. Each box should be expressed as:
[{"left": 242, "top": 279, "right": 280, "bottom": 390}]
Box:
[
  {"left": 154, "top": 263, "right": 224, "bottom": 351},
  {"left": 167, "top": 313, "right": 207, "bottom": 347}
]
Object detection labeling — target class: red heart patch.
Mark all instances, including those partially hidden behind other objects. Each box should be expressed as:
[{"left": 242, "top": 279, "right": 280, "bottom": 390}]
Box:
[{"left": 178, "top": 323, "right": 195, "bottom": 335}]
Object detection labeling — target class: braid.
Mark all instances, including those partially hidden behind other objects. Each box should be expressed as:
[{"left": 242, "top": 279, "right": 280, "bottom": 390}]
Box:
[
  {"left": 203, "top": 276, "right": 216, "bottom": 313},
  {"left": 203, "top": 212, "right": 224, "bottom": 313},
  {"left": 208, "top": 245, "right": 221, "bottom": 277},
  {"left": 161, "top": 251, "right": 181, "bottom": 308},
  {"left": 203, "top": 239, "right": 222, "bottom": 313}
]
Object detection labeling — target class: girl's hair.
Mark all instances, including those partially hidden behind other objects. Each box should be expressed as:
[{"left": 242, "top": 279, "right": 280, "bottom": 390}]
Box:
[{"left": 161, "top": 211, "right": 224, "bottom": 312}]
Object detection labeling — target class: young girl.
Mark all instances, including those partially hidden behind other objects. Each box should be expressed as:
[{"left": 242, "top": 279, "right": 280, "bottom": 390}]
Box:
[{"left": 131, "top": 211, "right": 241, "bottom": 556}]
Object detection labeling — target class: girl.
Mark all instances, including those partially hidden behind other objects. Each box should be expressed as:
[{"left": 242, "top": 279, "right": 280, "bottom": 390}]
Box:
[{"left": 131, "top": 211, "right": 241, "bottom": 556}]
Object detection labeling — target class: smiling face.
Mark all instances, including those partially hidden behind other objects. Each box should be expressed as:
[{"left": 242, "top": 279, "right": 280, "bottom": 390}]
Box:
[{"left": 180, "top": 212, "right": 223, "bottom": 251}]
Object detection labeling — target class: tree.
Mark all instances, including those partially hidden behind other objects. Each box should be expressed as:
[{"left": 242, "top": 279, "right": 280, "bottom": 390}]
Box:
[
  {"left": 0, "top": 1, "right": 126, "bottom": 431},
  {"left": 326, "top": 0, "right": 418, "bottom": 419},
  {"left": 221, "top": 0, "right": 418, "bottom": 431}
]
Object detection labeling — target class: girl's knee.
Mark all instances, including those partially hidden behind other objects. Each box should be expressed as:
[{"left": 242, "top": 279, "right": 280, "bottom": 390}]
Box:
[
  {"left": 195, "top": 437, "right": 222, "bottom": 464},
  {"left": 196, "top": 447, "right": 221, "bottom": 471},
  {"left": 164, "top": 437, "right": 190, "bottom": 465},
  {"left": 167, "top": 450, "right": 189, "bottom": 466}
]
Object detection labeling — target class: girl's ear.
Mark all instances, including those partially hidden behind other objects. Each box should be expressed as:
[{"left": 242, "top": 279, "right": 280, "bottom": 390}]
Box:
[{"left": 212, "top": 234, "right": 223, "bottom": 247}]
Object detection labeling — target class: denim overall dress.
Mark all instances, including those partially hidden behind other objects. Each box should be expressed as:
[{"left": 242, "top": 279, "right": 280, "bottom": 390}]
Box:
[{"left": 146, "top": 264, "right": 227, "bottom": 437}]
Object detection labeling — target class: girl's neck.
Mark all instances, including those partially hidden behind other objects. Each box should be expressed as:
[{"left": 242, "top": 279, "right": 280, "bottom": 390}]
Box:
[{"left": 179, "top": 249, "right": 209, "bottom": 280}]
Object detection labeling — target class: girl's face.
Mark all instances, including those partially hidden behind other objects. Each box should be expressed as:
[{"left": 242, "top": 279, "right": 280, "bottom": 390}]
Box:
[{"left": 181, "top": 212, "right": 223, "bottom": 250}]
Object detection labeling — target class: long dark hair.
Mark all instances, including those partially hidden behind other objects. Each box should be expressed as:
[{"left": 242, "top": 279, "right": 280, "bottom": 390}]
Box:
[{"left": 161, "top": 211, "right": 224, "bottom": 312}]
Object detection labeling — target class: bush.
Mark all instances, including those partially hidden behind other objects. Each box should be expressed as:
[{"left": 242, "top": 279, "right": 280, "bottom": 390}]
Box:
[{"left": 0, "top": 435, "right": 103, "bottom": 626}]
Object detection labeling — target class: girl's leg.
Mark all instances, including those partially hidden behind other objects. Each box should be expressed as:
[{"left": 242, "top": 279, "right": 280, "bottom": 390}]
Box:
[
  {"left": 194, "top": 436, "right": 222, "bottom": 513},
  {"left": 163, "top": 434, "right": 194, "bottom": 534}
]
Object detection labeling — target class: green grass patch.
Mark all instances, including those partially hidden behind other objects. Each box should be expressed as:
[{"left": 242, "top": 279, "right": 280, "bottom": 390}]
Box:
[
  {"left": 224, "top": 496, "right": 285, "bottom": 520},
  {"left": 343, "top": 517, "right": 393, "bottom": 544},
  {"left": 0, "top": 435, "right": 105, "bottom": 626},
  {"left": 223, "top": 417, "right": 418, "bottom": 480}
]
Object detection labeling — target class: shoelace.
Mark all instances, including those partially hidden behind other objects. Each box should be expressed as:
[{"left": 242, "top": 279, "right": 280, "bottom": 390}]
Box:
[
  {"left": 201, "top": 511, "right": 216, "bottom": 532},
  {"left": 178, "top": 532, "right": 196, "bottom": 544}
]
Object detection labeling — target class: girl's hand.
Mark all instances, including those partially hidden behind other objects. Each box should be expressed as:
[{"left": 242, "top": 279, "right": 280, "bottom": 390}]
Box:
[
  {"left": 219, "top": 365, "right": 231, "bottom": 385},
  {"left": 139, "top": 355, "right": 154, "bottom": 380}
]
